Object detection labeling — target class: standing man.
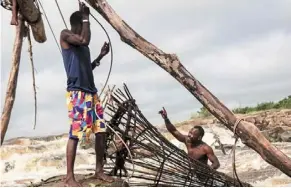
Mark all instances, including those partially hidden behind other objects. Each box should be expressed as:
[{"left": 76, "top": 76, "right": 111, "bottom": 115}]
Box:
[
  {"left": 60, "top": 3, "right": 113, "bottom": 186},
  {"left": 159, "top": 107, "right": 220, "bottom": 169}
]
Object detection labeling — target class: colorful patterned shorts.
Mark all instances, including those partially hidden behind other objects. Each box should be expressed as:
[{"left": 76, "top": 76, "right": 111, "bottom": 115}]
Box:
[{"left": 66, "top": 91, "right": 106, "bottom": 142}]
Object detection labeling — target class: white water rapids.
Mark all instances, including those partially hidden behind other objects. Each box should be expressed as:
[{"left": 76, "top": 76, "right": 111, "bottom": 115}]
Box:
[{"left": 1, "top": 125, "right": 290, "bottom": 187}]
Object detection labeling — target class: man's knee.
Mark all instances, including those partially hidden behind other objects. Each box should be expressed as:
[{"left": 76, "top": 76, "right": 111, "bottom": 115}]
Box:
[
  {"left": 69, "top": 136, "right": 79, "bottom": 142},
  {"left": 95, "top": 132, "right": 107, "bottom": 136}
]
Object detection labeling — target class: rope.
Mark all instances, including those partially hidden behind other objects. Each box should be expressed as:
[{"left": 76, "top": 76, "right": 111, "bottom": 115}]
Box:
[
  {"left": 231, "top": 118, "right": 244, "bottom": 186},
  {"left": 54, "top": 0, "right": 68, "bottom": 29},
  {"left": 27, "top": 24, "right": 38, "bottom": 130},
  {"left": 37, "top": 0, "right": 62, "bottom": 54},
  {"left": 89, "top": 12, "right": 113, "bottom": 97}
]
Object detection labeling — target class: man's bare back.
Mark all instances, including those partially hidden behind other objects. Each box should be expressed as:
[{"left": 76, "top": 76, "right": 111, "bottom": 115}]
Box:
[{"left": 159, "top": 107, "right": 220, "bottom": 169}]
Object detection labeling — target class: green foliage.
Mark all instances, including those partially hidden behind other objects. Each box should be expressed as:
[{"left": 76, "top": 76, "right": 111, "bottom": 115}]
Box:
[
  {"left": 232, "top": 95, "right": 291, "bottom": 114},
  {"left": 190, "top": 96, "right": 291, "bottom": 119},
  {"left": 190, "top": 106, "right": 212, "bottom": 119}
]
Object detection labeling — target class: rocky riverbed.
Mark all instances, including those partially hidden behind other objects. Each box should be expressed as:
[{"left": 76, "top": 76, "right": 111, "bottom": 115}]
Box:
[
  {"left": 1, "top": 109, "right": 290, "bottom": 187},
  {"left": 160, "top": 109, "right": 291, "bottom": 143}
]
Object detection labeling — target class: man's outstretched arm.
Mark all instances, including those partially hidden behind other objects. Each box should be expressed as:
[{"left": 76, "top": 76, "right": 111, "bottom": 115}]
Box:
[
  {"left": 205, "top": 145, "right": 220, "bottom": 169},
  {"left": 164, "top": 118, "right": 186, "bottom": 142},
  {"left": 159, "top": 107, "right": 186, "bottom": 143}
]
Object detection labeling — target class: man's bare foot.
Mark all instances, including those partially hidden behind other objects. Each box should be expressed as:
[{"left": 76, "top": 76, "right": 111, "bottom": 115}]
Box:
[
  {"left": 64, "top": 177, "right": 82, "bottom": 187},
  {"left": 10, "top": 18, "right": 18, "bottom": 25},
  {"left": 95, "top": 171, "right": 114, "bottom": 183}
]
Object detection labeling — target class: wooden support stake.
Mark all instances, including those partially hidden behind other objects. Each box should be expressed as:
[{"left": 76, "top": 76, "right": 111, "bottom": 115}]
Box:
[
  {"left": 87, "top": 0, "right": 291, "bottom": 177},
  {"left": 1, "top": 16, "right": 25, "bottom": 145}
]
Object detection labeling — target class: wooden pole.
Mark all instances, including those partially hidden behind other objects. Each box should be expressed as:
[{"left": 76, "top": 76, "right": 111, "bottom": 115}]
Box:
[
  {"left": 86, "top": 0, "right": 291, "bottom": 177},
  {"left": 1, "top": 16, "right": 25, "bottom": 145},
  {"left": 17, "top": 0, "right": 47, "bottom": 43}
]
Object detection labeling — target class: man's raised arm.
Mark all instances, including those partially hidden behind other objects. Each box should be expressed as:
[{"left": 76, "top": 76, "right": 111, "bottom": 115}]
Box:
[
  {"left": 79, "top": 8, "right": 91, "bottom": 45},
  {"left": 60, "top": 3, "right": 91, "bottom": 46},
  {"left": 159, "top": 107, "right": 186, "bottom": 143}
]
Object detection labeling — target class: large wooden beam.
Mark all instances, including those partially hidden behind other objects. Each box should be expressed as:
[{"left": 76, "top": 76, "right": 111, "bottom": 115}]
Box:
[
  {"left": 86, "top": 0, "right": 291, "bottom": 177},
  {"left": 1, "top": 16, "right": 25, "bottom": 145},
  {"left": 17, "top": 0, "right": 47, "bottom": 43}
]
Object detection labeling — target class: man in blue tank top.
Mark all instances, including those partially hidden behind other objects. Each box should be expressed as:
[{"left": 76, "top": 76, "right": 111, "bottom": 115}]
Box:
[{"left": 60, "top": 3, "right": 113, "bottom": 186}]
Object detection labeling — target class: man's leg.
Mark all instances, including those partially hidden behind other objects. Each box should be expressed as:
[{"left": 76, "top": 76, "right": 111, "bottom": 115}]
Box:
[
  {"left": 64, "top": 91, "right": 85, "bottom": 187},
  {"left": 65, "top": 138, "right": 81, "bottom": 187},
  {"left": 94, "top": 132, "right": 113, "bottom": 182},
  {"left": 93, "top": 95, "right": 114, "bottom": 182}
]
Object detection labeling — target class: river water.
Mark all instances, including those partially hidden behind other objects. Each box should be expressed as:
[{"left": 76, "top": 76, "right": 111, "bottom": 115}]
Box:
[{"left": 1, "top": 125, "right": 290, "bottom": 187}]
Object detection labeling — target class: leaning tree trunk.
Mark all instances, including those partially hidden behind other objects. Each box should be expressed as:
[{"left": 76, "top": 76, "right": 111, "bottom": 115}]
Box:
[
  {"left": 86, "top": 0, "right": 291, "bottom": 177},
  {"left": 1, "top": 16, "right": 25, "bottom": 145}
]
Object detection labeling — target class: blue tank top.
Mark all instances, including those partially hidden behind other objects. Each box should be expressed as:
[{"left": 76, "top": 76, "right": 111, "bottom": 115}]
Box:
[{"left": 61, "top": 45, "right": 97, "bottom": 93}]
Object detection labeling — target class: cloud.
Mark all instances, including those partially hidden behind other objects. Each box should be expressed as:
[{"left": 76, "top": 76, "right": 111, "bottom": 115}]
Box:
[{"left": 1, "top": 0, "right": 291, "bottom": 139}]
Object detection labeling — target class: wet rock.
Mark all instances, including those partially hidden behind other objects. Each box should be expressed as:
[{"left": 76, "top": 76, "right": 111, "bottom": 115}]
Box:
[
  {"left": 261, "top": 126, "right": 291, "bottom": 142},
  {"left": 29, "top": 174, "right": 129, "bottom": 187},
  {"left": 245, "top": 117, "right": 256, "bottom": 124},
  {"left": 244, "top": 109, "right": 291, "bottom": 130},
  {"left": 214, "top": 144, "right": 238, "bottom": 150},
  {"left": 280, "top": 131, "right": 291, "bottom": 142},
  {"left": 173, "top": 109, "right": 291, "bottom": 133},
  {"left": 3, "top": 133, "right": 68, "bottom": 146},
  {"left": 4, "top": 161, "right": 15, "bottom": 173}
]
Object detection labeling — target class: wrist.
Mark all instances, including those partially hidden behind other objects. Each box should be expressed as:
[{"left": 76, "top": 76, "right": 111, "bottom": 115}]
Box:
[
  {"left": 93, "top": 59, "right": 100, "bottom": 66},
  {"left": 97, "top": 53, "right": 104, "bottom": 60},
  {"left": 82, "top": 15, "right": 89, "bottom": 20}
]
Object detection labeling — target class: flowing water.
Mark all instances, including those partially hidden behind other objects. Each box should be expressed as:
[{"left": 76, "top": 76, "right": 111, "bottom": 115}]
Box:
[{"left": 1, "top": 125, "right": 290, "bottom": 187}]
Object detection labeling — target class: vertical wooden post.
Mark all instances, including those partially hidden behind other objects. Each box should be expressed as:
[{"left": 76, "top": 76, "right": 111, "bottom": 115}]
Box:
[{"left": 1, "top": 16, "right": 25, "bottom": 145}]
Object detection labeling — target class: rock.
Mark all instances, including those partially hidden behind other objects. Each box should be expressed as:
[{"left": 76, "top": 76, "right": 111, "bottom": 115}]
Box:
[
  {"left": 214, "top": 144, "right": 237, "bottom": 150},
  {"left": 245, "top": 117, "right": 256, "bottom": 124},
  {"left": 280, "top": 131, "right": 291, "bottom": 142},
  {"left": 4, "top": 161, "right": 15, "bottom": 173},
  {"left": 261, "top": 126, "right": 291, "bottom": 142},
  {"left": 29, "top": 174, "right": 128, "bottom": 187},
  {"left": 243, "top": 109, "right": 291, "bottom": 130},
  {"left": 176, "top": 109, "right": 291, "bottom": 132},
  {"left": 282, "top": 119, "right": 291, "bottom": 126}
]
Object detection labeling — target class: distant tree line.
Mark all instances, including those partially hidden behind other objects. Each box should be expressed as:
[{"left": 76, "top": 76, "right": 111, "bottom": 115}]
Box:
[{"left": 191, "top": 95, "right": 291, "bottom": 118}]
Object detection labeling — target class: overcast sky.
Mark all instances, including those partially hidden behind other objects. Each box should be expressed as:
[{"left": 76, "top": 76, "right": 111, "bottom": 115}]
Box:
[{"left": 1, "top": 0, "right": 291, "bottom": 140}]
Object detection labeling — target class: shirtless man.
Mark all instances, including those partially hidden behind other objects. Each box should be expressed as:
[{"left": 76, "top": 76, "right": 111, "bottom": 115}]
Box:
[
  {"left": 159, "top": 107, "right": 220, "bottom": 169},
  {"left": 60, "top": 3, "right": 113, "bottom": 186}
]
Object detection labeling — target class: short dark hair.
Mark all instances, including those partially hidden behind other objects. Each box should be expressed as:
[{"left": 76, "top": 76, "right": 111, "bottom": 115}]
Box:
[
  {"left": 70, "top": 11, "right": 82, "bottom": 26},
  {"left": 194, "top": 126, "right": 204, "bottom": 137}
]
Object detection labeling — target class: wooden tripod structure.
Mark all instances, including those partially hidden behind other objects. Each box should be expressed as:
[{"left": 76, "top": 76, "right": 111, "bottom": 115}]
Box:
[
  {"left": 1, "top": 0, "right": 290, "bottom": 179},
  {"left": 85, "top": 0, "right": 291, "bottom": 177},
  {"left": 1, "top": 16, "right": 25, "bottom": 145},
  {"left": 1, "top": 0, "right": 46, "bottom": 145}
]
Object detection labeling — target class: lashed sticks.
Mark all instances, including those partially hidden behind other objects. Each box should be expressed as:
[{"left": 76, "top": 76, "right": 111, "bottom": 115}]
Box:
[{"left": 104, "top": 84, "right": 252, "bottom": 187}]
